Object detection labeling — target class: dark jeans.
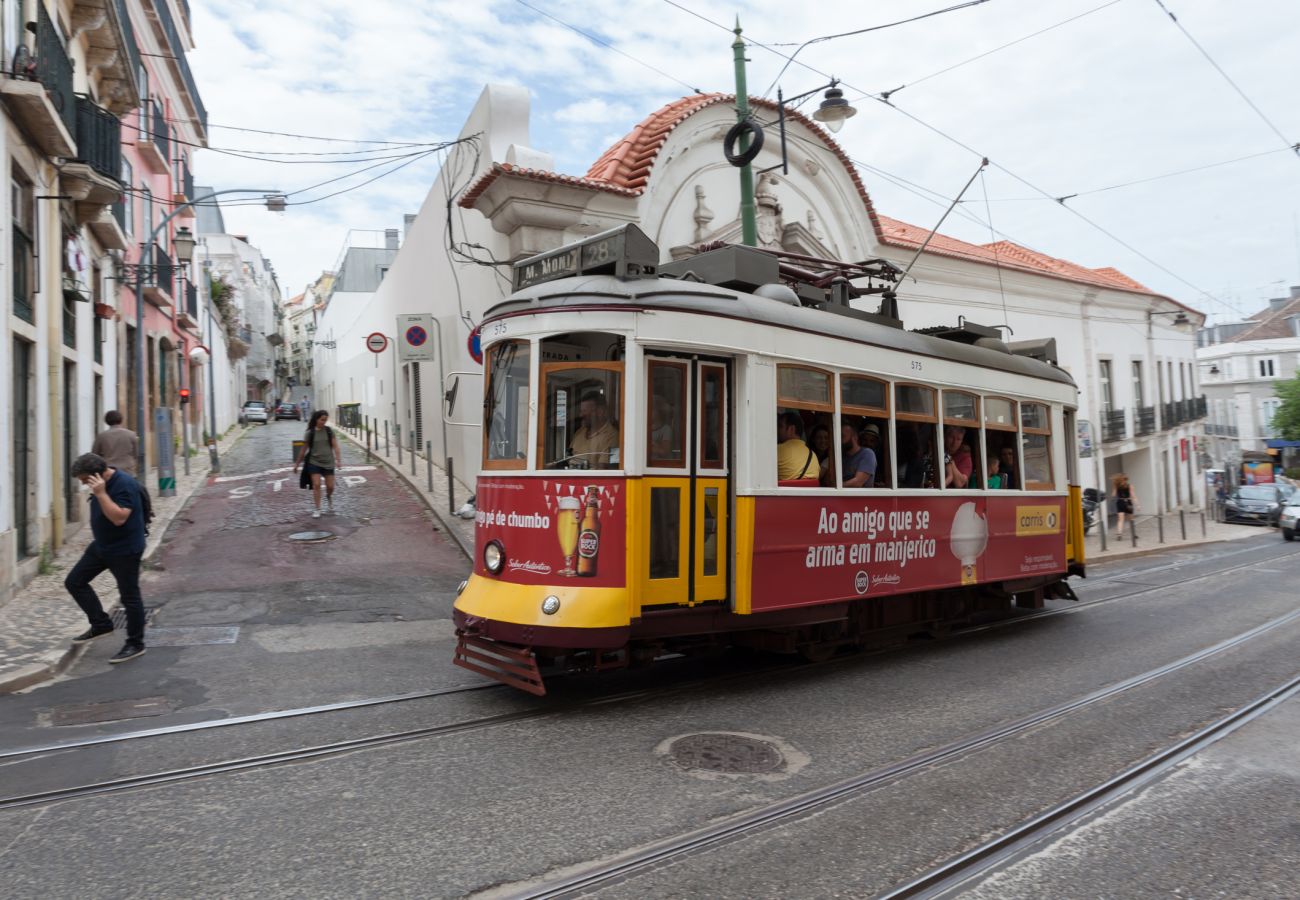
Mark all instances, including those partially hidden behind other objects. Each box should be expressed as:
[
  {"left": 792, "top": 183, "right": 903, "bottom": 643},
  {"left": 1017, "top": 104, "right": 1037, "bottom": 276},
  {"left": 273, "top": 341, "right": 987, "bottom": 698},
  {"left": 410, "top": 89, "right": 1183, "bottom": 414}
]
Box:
[{"left": 65, "top": 544, "right": 145, "bottom": 643}]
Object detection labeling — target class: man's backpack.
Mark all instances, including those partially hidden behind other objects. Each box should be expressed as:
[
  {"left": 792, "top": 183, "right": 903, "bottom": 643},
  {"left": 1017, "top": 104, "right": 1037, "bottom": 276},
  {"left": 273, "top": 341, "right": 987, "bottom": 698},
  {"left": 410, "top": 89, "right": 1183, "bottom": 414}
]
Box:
[{"left": 139, "top": 485, "right": 155, "bottom": 536}]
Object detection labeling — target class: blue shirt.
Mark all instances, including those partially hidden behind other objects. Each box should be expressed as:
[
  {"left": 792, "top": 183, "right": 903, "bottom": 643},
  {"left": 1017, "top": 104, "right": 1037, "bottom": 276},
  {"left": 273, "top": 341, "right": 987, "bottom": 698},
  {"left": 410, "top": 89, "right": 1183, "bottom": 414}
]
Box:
[
  {"left": 90, "top": 470, "right": 146, "bottom": 556},
  {"left": 843, "top": 446, "right": 877, "bottom": 485}
]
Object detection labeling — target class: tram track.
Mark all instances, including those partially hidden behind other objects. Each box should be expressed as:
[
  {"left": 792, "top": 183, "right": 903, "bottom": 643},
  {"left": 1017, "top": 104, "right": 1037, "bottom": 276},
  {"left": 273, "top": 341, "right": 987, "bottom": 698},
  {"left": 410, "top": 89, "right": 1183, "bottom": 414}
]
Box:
[
  {"left": 2, "top": 544, "right": 1295, "bottom": 810},
  {"left": 492, "top": 607, "right": 1300, "bottom": 899}
]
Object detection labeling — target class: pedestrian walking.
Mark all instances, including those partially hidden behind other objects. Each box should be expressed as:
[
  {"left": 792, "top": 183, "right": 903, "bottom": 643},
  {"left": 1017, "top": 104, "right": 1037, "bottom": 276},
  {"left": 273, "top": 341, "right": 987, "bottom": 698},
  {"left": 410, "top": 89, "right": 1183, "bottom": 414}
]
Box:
[
  {"left": 293, "top": 410, "right": 342, "bottom": 518},
  {"left": 1113, "top": 472, "right": 1138, "bottom": 538},
  {"left": 65, "top": 453, "right": 148, "bottom": 664},
  {"left": 299, "top": 395, "right": 310, "bottom": 420},
  {"left": 90, "top": 410, "right": 138, "bottom": 476}
]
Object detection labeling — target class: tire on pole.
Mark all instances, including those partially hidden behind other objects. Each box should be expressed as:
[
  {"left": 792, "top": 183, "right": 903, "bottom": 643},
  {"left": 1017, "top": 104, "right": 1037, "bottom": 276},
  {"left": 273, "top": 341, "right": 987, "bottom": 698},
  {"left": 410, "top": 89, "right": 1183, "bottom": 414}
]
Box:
[{"left": 723, "top": 117, "right": 764, "bottom": 167}]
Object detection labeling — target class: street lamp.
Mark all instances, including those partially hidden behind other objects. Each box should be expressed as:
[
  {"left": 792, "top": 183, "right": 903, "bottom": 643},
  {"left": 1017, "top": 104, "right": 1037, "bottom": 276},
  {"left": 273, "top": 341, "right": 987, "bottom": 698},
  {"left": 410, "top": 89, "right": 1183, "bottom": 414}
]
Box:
[{"left": 134, "top": 190, "right": 284, "bottom": 482}]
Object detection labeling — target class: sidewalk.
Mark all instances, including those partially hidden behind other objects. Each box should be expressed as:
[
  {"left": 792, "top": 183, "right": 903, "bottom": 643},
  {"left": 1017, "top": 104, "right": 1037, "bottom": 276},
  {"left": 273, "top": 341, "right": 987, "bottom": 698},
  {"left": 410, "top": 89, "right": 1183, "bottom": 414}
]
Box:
[
  {"left": 333, "top": 426, "right": 476, "bottom": 560},
  {"left": 0, "top": 427, "right": 250, "bottom": 694},
  {"left": 1083, "top": 508, "right": 1270, "bottom": 563}
]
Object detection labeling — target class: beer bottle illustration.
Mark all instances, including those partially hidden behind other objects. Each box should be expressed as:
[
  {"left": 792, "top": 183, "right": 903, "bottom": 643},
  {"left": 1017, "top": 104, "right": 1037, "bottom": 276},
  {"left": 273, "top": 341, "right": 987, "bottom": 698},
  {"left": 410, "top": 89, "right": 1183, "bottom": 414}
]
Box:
[{"left": 576, "top": 486, "right": 601, "bottom": 577}]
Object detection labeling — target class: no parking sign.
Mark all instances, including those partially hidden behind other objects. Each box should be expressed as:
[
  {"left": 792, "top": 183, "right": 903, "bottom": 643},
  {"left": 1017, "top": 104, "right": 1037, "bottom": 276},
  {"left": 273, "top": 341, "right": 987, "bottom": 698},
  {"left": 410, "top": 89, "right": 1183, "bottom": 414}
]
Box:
[{"left": 397, "top": 314, "right": 435, "bottom": 363}]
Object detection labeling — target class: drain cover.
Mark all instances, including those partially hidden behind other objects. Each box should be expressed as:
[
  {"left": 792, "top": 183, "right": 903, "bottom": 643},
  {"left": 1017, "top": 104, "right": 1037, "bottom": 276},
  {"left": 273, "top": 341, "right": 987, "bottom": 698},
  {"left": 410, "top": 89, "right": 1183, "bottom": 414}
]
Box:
[
  {"left": 110, "top": 605, "right": 158, "bottom": 631},
  {"left": 51, "top": 697, "right": 174, "bottom": 727},
  {"left": 288, "top": 530, "right": 335, "bottom": 542},
  {"left": 146, "top": 626, "right": 240, "bottom": 647},
  {"left": 668, "top": 733, "right": 785, "bottom": 774}
]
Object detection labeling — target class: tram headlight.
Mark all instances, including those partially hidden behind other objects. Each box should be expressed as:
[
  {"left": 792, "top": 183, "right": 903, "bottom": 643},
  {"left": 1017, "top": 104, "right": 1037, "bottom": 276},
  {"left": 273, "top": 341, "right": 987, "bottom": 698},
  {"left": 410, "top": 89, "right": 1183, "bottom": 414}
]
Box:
[
  {"left": 483, "top": 541, "right": 505, "bottom": 575},
  {"left": 541, "top": 596, "right": 561, "bottom": 615}
]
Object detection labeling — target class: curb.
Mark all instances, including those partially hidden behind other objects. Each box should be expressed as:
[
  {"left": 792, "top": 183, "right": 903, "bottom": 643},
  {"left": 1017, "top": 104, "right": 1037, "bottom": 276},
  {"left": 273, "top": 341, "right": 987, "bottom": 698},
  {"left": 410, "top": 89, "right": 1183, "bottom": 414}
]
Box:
[
  {"left": 334, "top": 429, "right": 474, "bottom": 562},
  {"left": 0, "top": 427, "right": 251, "bottom": 695}
]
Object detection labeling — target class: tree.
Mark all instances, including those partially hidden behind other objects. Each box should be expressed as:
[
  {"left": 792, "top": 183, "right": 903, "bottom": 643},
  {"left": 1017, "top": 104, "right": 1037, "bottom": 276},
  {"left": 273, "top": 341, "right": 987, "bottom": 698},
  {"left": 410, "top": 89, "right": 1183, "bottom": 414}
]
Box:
[{"left": 1272, "top": 373, "right": 1300, "bottom": 440}]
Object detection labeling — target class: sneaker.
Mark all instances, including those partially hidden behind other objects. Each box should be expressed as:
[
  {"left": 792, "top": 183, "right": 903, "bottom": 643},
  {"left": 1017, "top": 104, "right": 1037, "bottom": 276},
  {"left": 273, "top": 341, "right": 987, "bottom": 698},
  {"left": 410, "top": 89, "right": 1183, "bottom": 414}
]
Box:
[
  {"left": 72, "top": 625, "right": 114, "bottom": 644},
  {"left": 312, "top": 509, "right": 321, "bottom": 518},
  {"left": 108, "top": 643, "right": 146, "bottom": 664},
  {"left": 327, "top": 497, "right": 335, "bottom": 513}
]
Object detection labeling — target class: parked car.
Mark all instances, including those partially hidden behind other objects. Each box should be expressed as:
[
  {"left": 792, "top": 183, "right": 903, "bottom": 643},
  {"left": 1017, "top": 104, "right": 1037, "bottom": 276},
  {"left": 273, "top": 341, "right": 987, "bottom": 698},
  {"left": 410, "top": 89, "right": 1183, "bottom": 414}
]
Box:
[
  {"left": 240, "top": 400, "right": 269, "bottom": 425},
  {"left": 1081, "top": 487, "right": 1100, "bottom": 534},
  {"left": 1222, "top": 484, "right": 1283, "bottom": 527},
  {"left": 1280, "top": 499, "right": 1300, "bottom": 541},
  {"left": 274, "top": 402, "right": 301, "bottom": 421}
]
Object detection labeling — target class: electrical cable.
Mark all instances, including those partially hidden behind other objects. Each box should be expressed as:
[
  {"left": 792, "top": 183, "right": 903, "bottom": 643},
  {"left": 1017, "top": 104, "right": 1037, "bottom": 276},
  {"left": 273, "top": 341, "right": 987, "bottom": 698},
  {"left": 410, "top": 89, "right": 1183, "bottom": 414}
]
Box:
[{"left": 1150, "top": 0, "right": 1297, "bottom": 156}]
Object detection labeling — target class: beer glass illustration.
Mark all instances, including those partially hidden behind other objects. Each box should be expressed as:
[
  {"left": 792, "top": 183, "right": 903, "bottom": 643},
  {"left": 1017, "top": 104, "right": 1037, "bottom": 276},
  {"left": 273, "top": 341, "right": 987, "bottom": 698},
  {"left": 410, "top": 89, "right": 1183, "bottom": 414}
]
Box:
[{"left": 557, "top": 496, "right": 582, "bottom": 576}]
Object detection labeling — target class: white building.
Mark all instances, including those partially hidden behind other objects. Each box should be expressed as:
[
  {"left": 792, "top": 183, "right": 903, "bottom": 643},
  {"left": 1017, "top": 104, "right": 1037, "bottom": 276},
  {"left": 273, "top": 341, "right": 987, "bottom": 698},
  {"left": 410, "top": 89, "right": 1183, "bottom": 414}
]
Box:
[{"left": 310, "top": 86, "right": 1206, "bottom": 511}]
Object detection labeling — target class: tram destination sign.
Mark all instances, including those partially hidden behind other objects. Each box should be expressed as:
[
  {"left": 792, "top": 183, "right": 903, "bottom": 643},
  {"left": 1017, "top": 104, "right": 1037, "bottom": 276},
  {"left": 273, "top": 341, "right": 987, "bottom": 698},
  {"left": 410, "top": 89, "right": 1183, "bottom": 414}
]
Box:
[{"left": 512, "top": 224, "right": 658, "bottom": 291}]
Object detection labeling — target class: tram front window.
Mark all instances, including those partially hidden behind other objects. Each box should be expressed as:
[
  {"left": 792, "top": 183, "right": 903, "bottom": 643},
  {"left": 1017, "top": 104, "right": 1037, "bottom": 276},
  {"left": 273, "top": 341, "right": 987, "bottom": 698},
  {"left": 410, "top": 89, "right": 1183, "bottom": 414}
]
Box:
[
  {"left": 483, "top": 340, "right": 530, "bottom": 469},
  {"left": 541, "top": 366, "right": 624, "bottom": 470}
]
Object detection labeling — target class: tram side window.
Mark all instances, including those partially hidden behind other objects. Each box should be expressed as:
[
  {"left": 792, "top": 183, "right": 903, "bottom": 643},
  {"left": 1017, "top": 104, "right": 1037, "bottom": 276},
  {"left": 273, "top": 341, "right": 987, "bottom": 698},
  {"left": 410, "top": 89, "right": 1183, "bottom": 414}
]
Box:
[
  {"left": 984, "top": 397, "right": 1019, "bottom": 489},
  {"left": 540, "top": 365, "right": 623, "bottom": 470},
  {"left": 777, "top": 365, "right": 834, "bottom": 487},
  {"left": 1021, "top": 402, "right": 1054, "bottom": 489},
  {"left": 841, "top": 375, "right": 889, "bottom": 488},
  {"left": 942, "top": 391, "right": 981, "bottom": 489},
  {"left": 483, "top": 340, "right": 530, "bottom": 469},
  {"left": 896, "top": 384, "right": 939, "bottom": 489},
  {"left": 647, "top": 360, "right": 687, "bottom": 468}
]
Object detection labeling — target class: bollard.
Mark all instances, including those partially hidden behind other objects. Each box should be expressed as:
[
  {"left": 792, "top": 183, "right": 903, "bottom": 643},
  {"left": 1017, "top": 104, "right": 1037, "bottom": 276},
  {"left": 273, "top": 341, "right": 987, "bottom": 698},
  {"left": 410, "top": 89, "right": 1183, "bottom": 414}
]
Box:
[
  {"left": 1200, "top": 510, "right": 1206, "bottom": 537},
  {"left": 410, "top": 431, "right": 416, "bottom": 475},
  {"left": 426, "top": 441, "right": 434, "bottom": 491},
  {"left": 396, "top": 425, "right": 403, "bottom": 465},
  {"left": 1179, "top": 508, "right": 1186, "bottom": 540},
  {"left": 384, "top": 420, "right": 390, "bottom": 456},
  {"left": 1157, "top": 513, "right": 1164, "bottom": 544},
  {"left": 448, "top": 456, "right": 456, "bottom": 514},
  {"left": 1131, "top": 520, "right": 1137, "bottom": 547}
]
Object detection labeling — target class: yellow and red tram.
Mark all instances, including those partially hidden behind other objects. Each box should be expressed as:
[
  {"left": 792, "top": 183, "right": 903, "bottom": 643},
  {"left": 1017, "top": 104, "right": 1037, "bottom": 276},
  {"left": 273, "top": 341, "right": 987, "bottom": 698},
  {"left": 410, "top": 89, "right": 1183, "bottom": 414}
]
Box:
[{"left": 453, "top": 225, "right": 1085, "bottom": 694}]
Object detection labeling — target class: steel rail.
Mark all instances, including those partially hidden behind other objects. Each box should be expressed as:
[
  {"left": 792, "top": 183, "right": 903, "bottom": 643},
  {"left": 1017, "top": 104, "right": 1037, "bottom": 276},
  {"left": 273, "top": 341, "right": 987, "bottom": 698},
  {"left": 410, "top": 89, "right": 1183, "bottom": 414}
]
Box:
[
  {"left": 5, "top": 541, "right": 1295, "bottom": 762},
  {"left": 885, "top": 673, "right": 1300, "bottom": 899},
  {"left": 499, "top": 607, "right": 1300, "bottom": 899}
]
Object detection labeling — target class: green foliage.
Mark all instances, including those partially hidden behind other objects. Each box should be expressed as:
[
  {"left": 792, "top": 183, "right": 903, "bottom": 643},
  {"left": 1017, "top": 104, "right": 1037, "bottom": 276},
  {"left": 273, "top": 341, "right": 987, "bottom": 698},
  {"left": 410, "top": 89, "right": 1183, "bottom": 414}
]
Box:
[
  {"left": 1272, "top": 374, "right": 1300, "bottom": 440},
  {"left": 1285, "top": 467, "right": 1300, "bottom": 480},
  {"left": 38, "top": 542, "right": 57, "bottom": 576}
]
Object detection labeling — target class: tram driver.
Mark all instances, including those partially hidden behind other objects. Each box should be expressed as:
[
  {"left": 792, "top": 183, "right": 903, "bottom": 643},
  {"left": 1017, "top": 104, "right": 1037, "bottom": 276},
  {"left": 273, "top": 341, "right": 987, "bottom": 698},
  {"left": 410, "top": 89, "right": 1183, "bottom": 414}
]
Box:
[
  {"left": 943, "top": 425, "right": 973, "bottom": 488},
  {"left": 570, "top": 393, "right": 618, "bottom": 468}
]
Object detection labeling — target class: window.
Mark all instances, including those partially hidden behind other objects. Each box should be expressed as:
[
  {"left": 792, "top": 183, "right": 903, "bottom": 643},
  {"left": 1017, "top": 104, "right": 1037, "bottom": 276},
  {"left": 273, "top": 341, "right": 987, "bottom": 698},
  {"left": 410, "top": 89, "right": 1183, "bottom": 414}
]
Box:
[
  {"left": 1020, "top": 403, "right": 1053, "bottom": 490},
  {"left": 1131, "top": 361, "right": 1144, "bottom": 407},
  {"left": 540, "top": 363, "right": 623, "bottom": 470},
  {"left": 1098, "top": 360, "right": 1113, "bottom": 411},
  {"left": 1260, "top": 399, "right": 1281, "bottom": 436},
  {"left": 895, "top": 383, "right": 938, "bottom": 489},
  {"left": 141, "top": 187, "right": 152, "bottom": 243},
  {"left": 985, "top": 397, "right": 1020, "bottom": 490},
  {"left": 841, "top": 374, "right": 889, "bottom": 488},
  {"left": 942, "top": 391, "right": 980, "bottom": 489},
  {"left": 777, "top": 365, "right": 833, "bottom": 487},
  {"left": 121, "top": 157, "right": 133, "bottom": 236},
  {"left": 699, "top": 364, "right": 726, "bottom": 470},
  {"left": 11, "top": 172, "right": 34, "bottom": 323},
  {"left": 482, "top": 340, "right": 530, "bottom": 469},
  {"left": 1257, "top": 356, "right": 1278, "bottom": 379},
  {"left": 647, "top": 360, "right": 687, "bottom": 468}
]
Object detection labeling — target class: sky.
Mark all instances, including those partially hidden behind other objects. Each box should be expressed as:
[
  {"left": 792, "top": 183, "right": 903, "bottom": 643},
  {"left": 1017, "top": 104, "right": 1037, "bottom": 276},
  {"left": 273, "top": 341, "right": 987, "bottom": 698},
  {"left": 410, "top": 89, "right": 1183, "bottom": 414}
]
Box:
[{"left": 189, "top": 0, "right": 1300, "bottom": 324}]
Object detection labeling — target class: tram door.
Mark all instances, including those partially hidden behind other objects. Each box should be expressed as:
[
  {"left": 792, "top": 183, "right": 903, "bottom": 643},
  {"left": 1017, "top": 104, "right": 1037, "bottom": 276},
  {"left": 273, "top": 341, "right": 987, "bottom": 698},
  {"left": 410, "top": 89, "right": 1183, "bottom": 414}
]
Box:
[{"left": 640, "top": 356, "right": 730, "bottom": 607}]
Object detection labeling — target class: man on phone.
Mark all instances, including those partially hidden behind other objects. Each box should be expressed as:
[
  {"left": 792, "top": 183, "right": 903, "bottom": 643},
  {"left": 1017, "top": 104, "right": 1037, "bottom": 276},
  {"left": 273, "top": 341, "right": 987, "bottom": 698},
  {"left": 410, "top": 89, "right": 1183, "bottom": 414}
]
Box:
[{"left": 65, "top": 453, "right": 148, "bottom": 663}]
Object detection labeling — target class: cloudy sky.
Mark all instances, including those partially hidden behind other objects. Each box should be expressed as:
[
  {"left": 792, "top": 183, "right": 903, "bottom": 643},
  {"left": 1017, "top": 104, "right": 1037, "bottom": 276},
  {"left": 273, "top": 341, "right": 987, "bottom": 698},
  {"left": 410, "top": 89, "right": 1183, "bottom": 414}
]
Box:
[{"left": 190, "top": 0, "right": 1299, "bottom": 323}]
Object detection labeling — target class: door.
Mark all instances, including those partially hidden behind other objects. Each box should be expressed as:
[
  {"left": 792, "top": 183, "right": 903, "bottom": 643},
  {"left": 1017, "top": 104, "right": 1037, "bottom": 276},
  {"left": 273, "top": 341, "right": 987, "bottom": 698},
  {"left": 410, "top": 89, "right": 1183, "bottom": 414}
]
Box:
[{"left": 640, "top": 355, "right": 730, "bottom": 607}]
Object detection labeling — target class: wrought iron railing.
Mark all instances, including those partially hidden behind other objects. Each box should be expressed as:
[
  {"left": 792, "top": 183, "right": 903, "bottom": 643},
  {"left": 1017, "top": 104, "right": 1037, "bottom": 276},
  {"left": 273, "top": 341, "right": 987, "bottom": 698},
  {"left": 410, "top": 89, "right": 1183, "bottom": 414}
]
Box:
[
  {"left": 112, "top": 0, "right": 142, "bottom": 98},
  {"left": 74, "top": 96, "right": 123, "bottom": 182},
  {"left": 149, "top": 98, "right": 171, "bottom": 166},
  {"left": 1102, "top": 408, "right": 1127, "bottom": 443},
  {"left": 1162, "top": 401, "right": 1177, "bottom": 429},
  {"left": 1136, "top": 405, "right": 1156, "bottom": 436},
  {"left": 151, "top": 0, "right": 207, "bottom": 130},
  {"left": 35, "top": 2, "right": 76, "bottom": 137},
  {"left": 112, "top": 196, "right": 127, "bottom": 229},
  {"left": 185, "top": 279, "right": 198, "bottom": 320},
  {"left": 1193, "top": 396, "right": 1207, "bottom": 419},
  {"left": 147, "top": 242, "right": 174, "bottom": 294},
  {"left": 63, "top": 296, "right": 76, "bottom": 348},
  {"left": 175, "top": 155, "right": 193, "bottom": 200}
]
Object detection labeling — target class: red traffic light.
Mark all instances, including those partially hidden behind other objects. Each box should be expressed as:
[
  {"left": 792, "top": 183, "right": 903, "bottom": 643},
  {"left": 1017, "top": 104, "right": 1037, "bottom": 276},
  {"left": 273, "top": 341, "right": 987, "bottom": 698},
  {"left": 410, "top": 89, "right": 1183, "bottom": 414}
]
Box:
[{"left": 179, "top": 388, "right": 191, "bottom": 403}]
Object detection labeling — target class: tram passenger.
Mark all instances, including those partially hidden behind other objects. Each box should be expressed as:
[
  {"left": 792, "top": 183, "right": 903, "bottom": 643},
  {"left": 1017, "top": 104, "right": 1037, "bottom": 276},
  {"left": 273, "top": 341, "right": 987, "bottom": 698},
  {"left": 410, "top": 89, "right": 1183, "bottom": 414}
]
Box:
[
  {"left": 943, "top": 426, "right": 973, "bottom": 488},
  {"left": 998, "top": 444, "right": 1018, "bottom": 489},
  {"left": 650, "top": 393, "right": 678, "bottom": 461},
  {"left": 841, "top": 423, "right": 876, "bottom": 487},
  {"left": 808, "top": 423, "right": 833, "bottom": 485},
  {"left": 986, "top": 454, "right": 1004, "bottom": 489},
  {"left": 570, "top": 393, "right": 618, "bottom": 468},
  {"left": 777, "top": 412, "right": 817, "bottom": 483}
]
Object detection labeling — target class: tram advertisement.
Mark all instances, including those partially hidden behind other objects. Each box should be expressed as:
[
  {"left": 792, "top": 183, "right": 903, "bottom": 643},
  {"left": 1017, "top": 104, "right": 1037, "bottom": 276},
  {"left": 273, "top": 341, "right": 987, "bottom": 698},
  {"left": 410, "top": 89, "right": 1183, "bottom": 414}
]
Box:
[
  {"left": 750, "top": 495, "right": 1066, "bottom": 611},
  {"left": 474, "top": 477, "right": 626, "bottom": 587}
]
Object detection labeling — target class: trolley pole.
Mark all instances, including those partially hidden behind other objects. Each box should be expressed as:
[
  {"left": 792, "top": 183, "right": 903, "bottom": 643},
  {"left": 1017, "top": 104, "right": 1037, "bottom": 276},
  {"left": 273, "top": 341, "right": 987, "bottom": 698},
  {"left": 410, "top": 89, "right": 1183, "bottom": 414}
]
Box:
[{"left": 732, "top": 20, "right": 758, "bottom": 247}]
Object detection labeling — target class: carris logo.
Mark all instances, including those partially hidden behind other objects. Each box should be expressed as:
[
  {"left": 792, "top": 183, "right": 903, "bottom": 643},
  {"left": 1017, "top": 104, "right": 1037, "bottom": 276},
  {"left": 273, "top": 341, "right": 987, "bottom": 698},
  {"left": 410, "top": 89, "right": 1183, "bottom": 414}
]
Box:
[{"left": 854, "top": 570, "right": 870, "bottom": 595}]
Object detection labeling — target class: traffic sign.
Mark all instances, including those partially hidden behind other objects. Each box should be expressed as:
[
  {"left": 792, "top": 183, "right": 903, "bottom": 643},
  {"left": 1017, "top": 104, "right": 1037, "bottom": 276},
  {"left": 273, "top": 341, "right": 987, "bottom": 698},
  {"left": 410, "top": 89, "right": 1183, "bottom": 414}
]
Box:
[
  {"left": 366, "top": 332, "right": 388, "bottom": 354},
  {"left": 468, "top": 326, "right": 482, "bottom": 365},
  {"left": 396, "top": 314, "right": 435, "bottom": 363}
]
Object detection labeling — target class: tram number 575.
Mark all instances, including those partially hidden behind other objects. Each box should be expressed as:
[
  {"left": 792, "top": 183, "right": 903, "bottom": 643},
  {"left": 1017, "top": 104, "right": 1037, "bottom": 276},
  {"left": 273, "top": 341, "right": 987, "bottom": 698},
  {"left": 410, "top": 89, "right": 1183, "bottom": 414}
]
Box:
[{"left": 911, "top": 360, "right": 923, "bottom": 371}]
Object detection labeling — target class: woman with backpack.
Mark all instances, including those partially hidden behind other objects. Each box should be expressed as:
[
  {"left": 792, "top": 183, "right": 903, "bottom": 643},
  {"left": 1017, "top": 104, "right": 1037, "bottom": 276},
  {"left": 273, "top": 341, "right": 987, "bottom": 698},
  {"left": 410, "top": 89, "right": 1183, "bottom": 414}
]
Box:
[{"left": 293, "top": 410, "right": 342, "bottom": 518}]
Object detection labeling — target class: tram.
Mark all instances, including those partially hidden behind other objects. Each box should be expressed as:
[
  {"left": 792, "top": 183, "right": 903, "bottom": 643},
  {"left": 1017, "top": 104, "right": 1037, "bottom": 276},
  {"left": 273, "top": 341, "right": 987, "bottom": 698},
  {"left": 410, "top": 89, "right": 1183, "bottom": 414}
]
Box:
[{"left": 453, "top": 224, "right": 1086, "bottom": 694}]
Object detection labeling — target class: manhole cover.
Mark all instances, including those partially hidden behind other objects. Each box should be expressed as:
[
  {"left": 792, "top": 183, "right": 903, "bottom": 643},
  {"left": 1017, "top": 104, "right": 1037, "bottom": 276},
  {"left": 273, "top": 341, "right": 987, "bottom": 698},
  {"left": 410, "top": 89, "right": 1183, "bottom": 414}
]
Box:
[
  {"left": 668, "top": 733, "right": 785, "bottom": 774},
  {"left": 288, "top": 530, "right": 335, "bottom": 542},
  {"left": 51, "top": 697, "right": 174, "bottom": 727},
  {"left": 110, "top": 605, "right": 158, "bottom": 631},
  {"left": 146, "top": 626, "right": 241, "bottom": 647}
]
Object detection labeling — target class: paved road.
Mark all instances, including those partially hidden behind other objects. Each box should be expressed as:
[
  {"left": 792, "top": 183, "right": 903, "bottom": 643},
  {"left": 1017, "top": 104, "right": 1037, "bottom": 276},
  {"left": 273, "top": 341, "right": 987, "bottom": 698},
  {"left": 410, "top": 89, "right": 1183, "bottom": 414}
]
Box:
[{"left": 0, "top": 514, "right": 1295, "bottom": 897}]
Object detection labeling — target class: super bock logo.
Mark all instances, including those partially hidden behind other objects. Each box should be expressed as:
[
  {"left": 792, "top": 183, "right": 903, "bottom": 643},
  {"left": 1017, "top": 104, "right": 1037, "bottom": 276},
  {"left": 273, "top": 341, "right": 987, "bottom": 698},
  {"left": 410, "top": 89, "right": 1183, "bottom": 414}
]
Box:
[{"left": 854, "top": 570, "right": 870, "bottom": 595}]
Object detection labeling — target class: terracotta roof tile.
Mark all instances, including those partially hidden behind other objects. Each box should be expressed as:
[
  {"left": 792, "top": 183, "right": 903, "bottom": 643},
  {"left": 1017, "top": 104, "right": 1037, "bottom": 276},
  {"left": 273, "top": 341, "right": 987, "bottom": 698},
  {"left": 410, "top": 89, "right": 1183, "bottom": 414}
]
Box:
[{"left": 1230, "top": 296, "right": 1300, "bottom": 341}]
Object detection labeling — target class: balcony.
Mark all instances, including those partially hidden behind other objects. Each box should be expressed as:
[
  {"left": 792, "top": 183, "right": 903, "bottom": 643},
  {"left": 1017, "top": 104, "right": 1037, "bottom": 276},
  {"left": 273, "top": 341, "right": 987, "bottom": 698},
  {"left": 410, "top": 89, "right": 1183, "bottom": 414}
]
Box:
[
  {"left": 143, "top": 0, "right": 207, "bottom": 140},
  {"left": 1, "top": 3, "right": 76, "bottom": 157},
  {"left": 176, "top": 279, "right": 199, "bottom": 330},
  {"left": 1162, "top": 401, "right": 1179, "bottom": 430},
  {"left": 65, "top": 96, "right": 124, "bottom": 221},
  {"left": 87, "top": 203, "right": 129, "bottom": 251},
  {"left": 1192, "top": 395, "right": 1207, "bottom": 419},
  {"left": 1102, "top": 408, "right": 1127, "bottom": 443},
  {"left": 141, "top": 242, "right": 175, "bottom": 309},
  {"left": 1136, "top": 405, "right": 1156, "bottom": 436},
  {"left": 173, "top": 157, "right": 195, "bottom": 218},
  {"left": 137, "top": 99, "right": 171, "bottom": 173},
  {"left": 72, "top": 0, "right": 141, "bottom": 115}
]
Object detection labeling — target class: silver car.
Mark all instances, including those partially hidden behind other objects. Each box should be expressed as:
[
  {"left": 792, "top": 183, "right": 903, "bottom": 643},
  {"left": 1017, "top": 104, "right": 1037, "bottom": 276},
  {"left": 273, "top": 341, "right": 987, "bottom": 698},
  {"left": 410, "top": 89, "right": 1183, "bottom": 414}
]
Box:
[
  {"left": 241, "top": 400, "right": 269, "bottom": 425},
  {"left": 1281, "top": 500, "right": 1300, "bottom": 542}
]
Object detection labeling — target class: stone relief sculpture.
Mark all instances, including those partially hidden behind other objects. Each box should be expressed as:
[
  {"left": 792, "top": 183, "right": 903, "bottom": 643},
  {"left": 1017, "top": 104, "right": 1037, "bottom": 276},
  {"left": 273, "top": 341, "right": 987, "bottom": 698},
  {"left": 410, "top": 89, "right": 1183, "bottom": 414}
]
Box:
[
  {"left": 692, "top": 185, "right": 715, "bottom": 243},
  {"left": 755, "top": 172, "right": 784, "bottom": 250},
  {"left": 806, "top": 209, "right": 825, "bottom": 240}
]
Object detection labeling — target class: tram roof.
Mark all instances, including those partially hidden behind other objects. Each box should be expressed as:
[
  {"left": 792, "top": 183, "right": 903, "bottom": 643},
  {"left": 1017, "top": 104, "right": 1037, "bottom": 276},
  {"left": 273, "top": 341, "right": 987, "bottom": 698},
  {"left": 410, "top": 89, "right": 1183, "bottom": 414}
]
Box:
[{"left": 485, "top": 274, "right": 1077, "bottom": 390}]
